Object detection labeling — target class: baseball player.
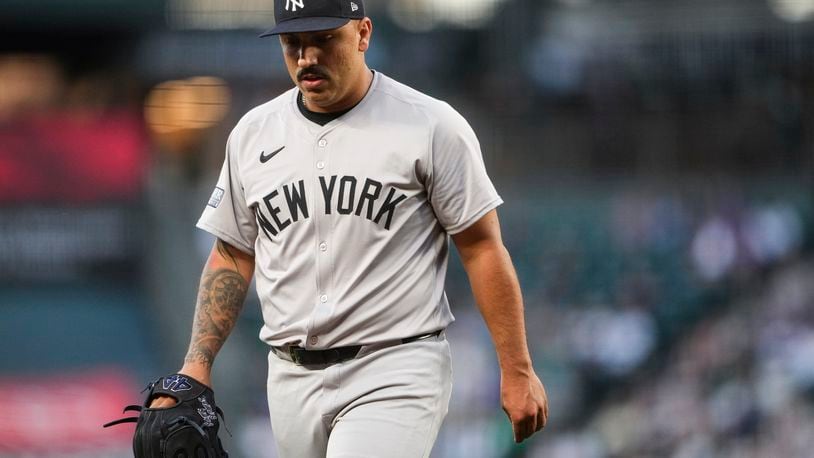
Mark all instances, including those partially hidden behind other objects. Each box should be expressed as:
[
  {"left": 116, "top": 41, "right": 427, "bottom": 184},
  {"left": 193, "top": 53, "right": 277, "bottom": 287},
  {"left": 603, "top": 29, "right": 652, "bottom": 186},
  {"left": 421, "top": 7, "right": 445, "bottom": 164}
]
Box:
[{"left": 150, "top": 0, "right": 548, "bottom": 456}]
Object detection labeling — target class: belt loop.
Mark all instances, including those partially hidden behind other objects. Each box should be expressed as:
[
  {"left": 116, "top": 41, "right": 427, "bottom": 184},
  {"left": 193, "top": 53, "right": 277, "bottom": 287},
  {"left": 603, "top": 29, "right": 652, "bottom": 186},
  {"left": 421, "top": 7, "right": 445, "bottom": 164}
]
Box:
[{"left": 401, "top": 329, "right": 443, "bottom": 344}]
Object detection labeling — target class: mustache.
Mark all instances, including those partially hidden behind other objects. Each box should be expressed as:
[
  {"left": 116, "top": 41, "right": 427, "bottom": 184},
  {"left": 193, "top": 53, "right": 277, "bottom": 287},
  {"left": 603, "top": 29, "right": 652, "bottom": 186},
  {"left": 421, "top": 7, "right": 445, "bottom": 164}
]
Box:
[{"left": 297, "top": 66, "right": 329, "bottom": 81}]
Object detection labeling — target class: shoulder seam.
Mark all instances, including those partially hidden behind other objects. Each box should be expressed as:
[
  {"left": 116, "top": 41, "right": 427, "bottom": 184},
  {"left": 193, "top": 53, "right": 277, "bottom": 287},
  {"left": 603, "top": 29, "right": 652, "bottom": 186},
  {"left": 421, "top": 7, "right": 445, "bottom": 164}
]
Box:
[
  {"left": 370, "top": 78, "right": 438, "bottom": 188},
  {"left": 372, "top": 83, "right": 444, "bottom": 120}
]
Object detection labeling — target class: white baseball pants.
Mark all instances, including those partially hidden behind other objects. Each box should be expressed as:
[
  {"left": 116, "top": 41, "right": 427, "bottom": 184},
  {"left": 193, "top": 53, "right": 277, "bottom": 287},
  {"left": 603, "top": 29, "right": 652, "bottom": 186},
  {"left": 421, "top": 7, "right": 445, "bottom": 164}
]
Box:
[{"left": 266, "top": 333, "right": 452, "bottom": 458}]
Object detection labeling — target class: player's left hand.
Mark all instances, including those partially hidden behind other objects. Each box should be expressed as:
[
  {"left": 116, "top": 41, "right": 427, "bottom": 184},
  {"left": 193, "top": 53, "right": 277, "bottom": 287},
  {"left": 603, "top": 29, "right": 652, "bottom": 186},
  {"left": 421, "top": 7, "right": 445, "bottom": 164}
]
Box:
[{"left": 500, "top": 370, "right": 548, "bottom": 443}]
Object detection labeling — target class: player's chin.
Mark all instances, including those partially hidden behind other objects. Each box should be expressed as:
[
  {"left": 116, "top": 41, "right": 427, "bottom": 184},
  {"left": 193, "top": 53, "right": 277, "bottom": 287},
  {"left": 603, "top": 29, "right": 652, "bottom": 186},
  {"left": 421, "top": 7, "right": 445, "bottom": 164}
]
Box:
[
  {"left": 300, "top": 83, "right": 328, "bottom": 98},
  {"left": 301, "top": 87, "right": 333, "bottom": 104},
  {"left": 301, "top": 86, "right": 326, "bottom": 97}
]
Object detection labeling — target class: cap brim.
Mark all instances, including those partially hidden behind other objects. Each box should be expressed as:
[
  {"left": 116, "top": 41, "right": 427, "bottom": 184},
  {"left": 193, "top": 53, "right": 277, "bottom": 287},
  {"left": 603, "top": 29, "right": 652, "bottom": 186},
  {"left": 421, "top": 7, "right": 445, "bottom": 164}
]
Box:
[{"left": 259, "top": 17, "right": 351, "bottom": 37}]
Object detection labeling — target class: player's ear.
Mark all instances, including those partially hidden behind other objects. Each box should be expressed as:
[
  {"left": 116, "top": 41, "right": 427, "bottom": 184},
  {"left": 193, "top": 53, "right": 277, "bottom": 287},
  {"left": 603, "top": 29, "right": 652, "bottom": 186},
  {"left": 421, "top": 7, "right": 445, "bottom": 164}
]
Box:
[{"left": 358, "top": 17, "right": 372, "bottom": 52}]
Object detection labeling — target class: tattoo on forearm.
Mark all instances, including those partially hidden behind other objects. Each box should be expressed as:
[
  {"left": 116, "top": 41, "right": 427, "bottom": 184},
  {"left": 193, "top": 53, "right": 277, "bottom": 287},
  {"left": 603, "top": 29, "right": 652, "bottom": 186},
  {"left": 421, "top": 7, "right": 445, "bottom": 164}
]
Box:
[{"left": 184, "top": 267, "right": 248, "bottom": 368}]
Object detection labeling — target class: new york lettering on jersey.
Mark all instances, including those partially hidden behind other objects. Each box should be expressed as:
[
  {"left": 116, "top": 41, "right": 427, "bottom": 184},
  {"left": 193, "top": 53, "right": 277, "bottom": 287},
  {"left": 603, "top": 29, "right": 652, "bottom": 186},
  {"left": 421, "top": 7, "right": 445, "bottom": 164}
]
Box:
[{"left": 253, "top": 175, "right": 407, "bottom": 237}]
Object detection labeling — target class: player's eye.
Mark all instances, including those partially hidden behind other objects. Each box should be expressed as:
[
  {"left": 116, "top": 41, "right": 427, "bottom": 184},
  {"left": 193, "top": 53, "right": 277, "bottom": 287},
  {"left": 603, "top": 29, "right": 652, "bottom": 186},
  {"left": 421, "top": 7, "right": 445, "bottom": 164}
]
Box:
[
  {"left": 316, "top": 34, "right": 333, "bottom": 45},
  {"left": 280, "top": 35, "right": 300, "bottom": 49}
]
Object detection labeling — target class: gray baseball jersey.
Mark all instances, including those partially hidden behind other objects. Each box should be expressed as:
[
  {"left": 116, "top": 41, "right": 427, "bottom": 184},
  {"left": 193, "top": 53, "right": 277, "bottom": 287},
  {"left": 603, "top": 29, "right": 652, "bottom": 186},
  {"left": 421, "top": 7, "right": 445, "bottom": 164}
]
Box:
[{"left": 197, "top": 72, "right": 502, "bottom": 349}]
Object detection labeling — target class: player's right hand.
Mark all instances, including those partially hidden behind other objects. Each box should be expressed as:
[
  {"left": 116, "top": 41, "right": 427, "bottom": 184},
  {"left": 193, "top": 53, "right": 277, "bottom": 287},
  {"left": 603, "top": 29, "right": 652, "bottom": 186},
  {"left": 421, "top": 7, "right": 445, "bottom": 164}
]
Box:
[{"left": 500, "top": 370, "right": 549, "bottom": 443}]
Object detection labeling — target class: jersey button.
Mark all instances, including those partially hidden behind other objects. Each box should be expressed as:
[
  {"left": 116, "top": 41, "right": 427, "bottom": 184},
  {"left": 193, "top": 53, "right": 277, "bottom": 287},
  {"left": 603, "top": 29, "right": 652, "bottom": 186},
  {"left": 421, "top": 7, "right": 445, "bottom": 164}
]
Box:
[
  {"left": 318, "top": 139, "right": 328, "bottom": 147},
  {"left": 309, "top": 336, "right": 318, "bottom": 345},
  {"left": 319, "top": 294, "right": 328, "bottom": 303},
  {"left": 319, "top": 242, "right": 327, "bottom": 252},
  {"left": 316, "top": 160, "right": 325, "bottom": 169}
]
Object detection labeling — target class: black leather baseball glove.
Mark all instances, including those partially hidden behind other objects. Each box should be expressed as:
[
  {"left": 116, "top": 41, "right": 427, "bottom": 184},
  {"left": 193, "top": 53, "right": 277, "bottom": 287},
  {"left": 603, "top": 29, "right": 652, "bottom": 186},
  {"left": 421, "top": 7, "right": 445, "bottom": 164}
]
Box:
[{"left": 104, "top": 374, "right": 229, "bottom": 457}]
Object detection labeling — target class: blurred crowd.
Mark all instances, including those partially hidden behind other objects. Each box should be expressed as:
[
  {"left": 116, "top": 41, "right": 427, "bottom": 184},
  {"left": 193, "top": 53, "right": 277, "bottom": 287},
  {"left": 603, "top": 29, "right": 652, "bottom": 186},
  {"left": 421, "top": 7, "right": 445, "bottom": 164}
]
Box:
[
  {"left": 603, "top": 263, "right": 811, "bottom": 457},
  {"left": 435, "top": 186, "right": 813, "bottom": 458},
  {"left": 532, "top": 260, "right": 814, "bottom": 458}
]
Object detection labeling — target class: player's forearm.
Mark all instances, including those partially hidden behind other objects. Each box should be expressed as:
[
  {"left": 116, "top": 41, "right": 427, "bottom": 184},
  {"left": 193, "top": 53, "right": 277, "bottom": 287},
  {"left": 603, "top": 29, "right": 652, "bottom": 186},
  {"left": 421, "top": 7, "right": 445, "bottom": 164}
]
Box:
[
  {"left": 182, "top": 240, "right": 254, "bottom": 379},
  {"left": 182, "top": 267, "right": 247, "bottom": 370},
  {"left": 460, "top": 242, "right": 533, "bottom": 375}
]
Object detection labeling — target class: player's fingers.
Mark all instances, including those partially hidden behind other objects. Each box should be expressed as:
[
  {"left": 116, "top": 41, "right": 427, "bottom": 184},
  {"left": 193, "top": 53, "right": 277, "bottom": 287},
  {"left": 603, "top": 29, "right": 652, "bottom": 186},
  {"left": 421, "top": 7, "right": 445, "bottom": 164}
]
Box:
[
  {"left": 528, "top": 412, "right": 539, "bottom": 437},
  {"left": 509, "top": 413, "right": 522, "bottom": 443},
  {"left": 535, "top": 406, "right": 545, "bottom": 432},
  {"left": 513, "top": 415, "right": 533, "bottom": 443}
]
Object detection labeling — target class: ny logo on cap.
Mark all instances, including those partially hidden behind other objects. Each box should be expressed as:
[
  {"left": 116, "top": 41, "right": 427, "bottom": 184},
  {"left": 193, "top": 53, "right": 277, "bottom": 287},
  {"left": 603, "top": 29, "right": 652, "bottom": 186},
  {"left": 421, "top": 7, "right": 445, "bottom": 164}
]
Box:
[{"left": 286, "top": 0, "right": 305, "bottom": 12}]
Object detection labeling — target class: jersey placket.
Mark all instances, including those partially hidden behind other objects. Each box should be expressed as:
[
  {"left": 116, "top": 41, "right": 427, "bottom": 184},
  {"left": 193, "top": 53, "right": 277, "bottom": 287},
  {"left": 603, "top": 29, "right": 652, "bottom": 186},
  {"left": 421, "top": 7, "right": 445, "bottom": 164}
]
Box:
[{"left": 307, "top": 125, "right": 337, "bottom": 348}]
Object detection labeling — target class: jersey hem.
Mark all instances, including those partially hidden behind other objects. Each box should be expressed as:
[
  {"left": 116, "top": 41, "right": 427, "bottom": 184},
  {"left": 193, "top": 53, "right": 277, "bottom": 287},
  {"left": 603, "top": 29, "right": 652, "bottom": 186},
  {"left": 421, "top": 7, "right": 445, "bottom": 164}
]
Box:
[
  {"left": 195, "top": 221, "right": 256, "bottom": 256},
  {"left": 444, "top": 197, "right": 504, "bottom": 235}
]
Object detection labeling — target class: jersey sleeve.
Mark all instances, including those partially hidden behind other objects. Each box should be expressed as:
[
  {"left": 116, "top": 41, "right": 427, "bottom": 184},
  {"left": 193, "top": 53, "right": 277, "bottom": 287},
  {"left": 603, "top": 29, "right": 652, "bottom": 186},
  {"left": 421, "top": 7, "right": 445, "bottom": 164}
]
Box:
[
  {"left": 426, "top": 104, "right": 503, "bottom": 234},
  {"left": 196, "top": 130, "right": 258, "bottom": 255}
]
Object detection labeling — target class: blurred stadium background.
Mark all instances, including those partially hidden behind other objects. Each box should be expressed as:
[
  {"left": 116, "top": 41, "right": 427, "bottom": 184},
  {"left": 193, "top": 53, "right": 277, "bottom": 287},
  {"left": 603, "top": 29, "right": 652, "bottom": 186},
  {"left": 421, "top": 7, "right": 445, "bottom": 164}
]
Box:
[{"left": 1, "top": 0, "right": 813, "bottom": 457}]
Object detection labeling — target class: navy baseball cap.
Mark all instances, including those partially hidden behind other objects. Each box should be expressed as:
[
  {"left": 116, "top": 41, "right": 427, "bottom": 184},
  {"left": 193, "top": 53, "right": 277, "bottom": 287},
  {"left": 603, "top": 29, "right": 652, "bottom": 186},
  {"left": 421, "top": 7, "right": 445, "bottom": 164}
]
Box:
[{"left": 260, "top": 0, "right": 366, "bottom": 37}]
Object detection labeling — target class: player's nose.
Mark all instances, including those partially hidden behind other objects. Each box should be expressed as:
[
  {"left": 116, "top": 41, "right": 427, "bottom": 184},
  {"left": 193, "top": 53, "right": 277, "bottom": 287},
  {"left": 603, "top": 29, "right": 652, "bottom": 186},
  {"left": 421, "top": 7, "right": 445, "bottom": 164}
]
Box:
[{"left": 297, "top": 46, "right": 319, "bottom": 68}]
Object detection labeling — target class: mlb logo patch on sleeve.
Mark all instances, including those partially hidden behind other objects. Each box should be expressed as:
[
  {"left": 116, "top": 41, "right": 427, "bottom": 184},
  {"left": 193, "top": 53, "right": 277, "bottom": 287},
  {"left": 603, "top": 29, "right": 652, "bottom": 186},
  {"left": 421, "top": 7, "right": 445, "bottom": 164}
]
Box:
[{"left": 208, "top": 187, "right": 225, "bottom": 208}]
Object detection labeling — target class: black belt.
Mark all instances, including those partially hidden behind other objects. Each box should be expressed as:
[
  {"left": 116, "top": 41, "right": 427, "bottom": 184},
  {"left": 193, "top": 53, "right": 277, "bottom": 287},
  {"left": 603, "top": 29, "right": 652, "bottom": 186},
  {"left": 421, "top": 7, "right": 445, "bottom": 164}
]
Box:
[{"left": 273, "top": 330, "right": 443, "bottom": 366}]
